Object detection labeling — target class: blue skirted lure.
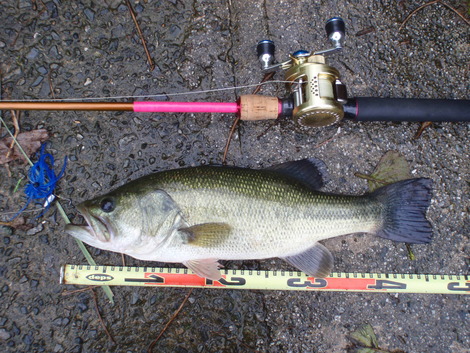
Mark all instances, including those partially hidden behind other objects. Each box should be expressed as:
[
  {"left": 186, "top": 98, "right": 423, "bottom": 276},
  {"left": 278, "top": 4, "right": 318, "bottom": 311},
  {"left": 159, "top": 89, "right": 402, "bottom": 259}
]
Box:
[{"left": 11, "top": 144, "right": 67, "bottom": 220}]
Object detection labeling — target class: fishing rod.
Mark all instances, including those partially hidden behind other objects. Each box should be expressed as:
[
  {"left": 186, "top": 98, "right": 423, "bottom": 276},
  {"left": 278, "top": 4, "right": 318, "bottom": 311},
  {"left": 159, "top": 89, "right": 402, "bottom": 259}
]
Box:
[{"left": 0, "top": 17, "right": 469, "bottom": 128}]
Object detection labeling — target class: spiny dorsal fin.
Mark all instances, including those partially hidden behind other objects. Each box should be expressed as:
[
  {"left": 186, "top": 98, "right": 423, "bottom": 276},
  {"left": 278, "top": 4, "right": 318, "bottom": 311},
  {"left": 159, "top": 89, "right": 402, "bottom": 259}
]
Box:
[
  {"left": 266, "top": 158, "right": 329, "bottom": 191},
  {"left": 281, "top": 242, "right": 333, "bottom": 278},
  {"left": 180, "top": 223, "right": 232, "bottom": 247}
]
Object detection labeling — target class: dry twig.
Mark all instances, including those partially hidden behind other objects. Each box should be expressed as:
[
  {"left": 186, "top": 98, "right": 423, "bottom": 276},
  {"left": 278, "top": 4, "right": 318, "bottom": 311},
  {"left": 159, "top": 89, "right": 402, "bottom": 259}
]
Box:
[
  {"left": 222, "top": 115, "right": 241, "bottom": 164},
  {"left": 125, "top": 0, "right": 155, "bottom": 71},
  {"left": 89, "top": 288, "right": 116, "bottom": 344},
  {"left": 147, "top": 289, "right": 194, "bottom": 352},
  {"left": 355, "top": 26, "right": 376, "bottom": 36},
  {"left": 399, "top": 0, "right": 470, "bottom": 31},
  {"left": 313, "top": 126, "right": 342, "bottom": 149},
  {"left": 414, "top": 121, "right": 433, "bottom": 139},
  {"left": 48, "top": 71, "right": 56, "bottom": 99},
  {"left": 438, "top": 2, "right": 470, "bottom": 26},
  {"left": 5, "top": 111, "right": 20, "bottom": 159},
  {"left": 61, "top": 286, "right": 97, "bottom": 296}
]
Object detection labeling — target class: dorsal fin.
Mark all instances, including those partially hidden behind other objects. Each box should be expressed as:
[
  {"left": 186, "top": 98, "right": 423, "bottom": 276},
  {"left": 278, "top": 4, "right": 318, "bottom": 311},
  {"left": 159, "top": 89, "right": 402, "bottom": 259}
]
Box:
[{"left": 266, "top": 158, "right": 329, "bottom": 190}]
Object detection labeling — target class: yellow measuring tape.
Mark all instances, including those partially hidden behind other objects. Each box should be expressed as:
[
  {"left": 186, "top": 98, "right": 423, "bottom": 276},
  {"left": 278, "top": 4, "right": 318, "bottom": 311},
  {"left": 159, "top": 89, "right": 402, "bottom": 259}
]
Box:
[{"left": 61, "top": 264, "right": 469, "bottom": 294}]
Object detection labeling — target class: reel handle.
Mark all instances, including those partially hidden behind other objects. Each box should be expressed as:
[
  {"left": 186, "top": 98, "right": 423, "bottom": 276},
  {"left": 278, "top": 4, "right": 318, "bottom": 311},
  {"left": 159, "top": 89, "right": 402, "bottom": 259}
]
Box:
[
  {"left": 257, "top": 40, "right": 276, "bottom": 70},
  {"left": 325, "top": 17, "right": 345, "bottom": 50}
]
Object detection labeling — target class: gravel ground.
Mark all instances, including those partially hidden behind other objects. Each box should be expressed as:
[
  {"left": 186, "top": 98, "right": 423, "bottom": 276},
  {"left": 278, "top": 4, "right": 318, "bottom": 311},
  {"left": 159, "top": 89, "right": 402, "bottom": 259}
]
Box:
[{"left": 0, "top": 0, "right": 469, "bottom": 352}]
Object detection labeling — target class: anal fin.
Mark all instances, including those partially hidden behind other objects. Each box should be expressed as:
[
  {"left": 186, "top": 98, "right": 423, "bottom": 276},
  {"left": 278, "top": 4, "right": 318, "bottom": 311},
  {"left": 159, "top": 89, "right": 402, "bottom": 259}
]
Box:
[
  {"left": 281, "top": 242, "right": 333, "bottom": 278},
  {"left": 183, "top": 259, "right": 222, "bottom": 280}
]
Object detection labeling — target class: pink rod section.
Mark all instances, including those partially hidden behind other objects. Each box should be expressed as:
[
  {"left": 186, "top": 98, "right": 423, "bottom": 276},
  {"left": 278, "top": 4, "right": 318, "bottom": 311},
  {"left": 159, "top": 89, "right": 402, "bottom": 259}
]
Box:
[{"left": 133, "top": 101, "right": 239, "bottom": 114}]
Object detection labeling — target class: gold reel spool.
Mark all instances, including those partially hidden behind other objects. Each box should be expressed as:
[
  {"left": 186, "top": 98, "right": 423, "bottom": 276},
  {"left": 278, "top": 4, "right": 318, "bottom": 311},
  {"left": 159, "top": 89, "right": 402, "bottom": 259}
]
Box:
[{"left": 285, "top": 54, "right": 345, "bottom": 128}]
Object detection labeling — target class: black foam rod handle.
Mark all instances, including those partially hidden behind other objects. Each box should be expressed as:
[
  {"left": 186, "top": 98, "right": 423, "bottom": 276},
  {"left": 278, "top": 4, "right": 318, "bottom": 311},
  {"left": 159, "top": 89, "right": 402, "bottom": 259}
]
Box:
[{"left": 344, "top": 97, "right": 470, "bottom": 122}]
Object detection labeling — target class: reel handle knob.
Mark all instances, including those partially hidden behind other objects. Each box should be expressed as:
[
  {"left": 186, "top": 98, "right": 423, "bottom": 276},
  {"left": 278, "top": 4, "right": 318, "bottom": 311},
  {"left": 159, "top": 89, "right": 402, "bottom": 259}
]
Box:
[
  {"left": 325, "top": 17, "right": 345, "bottom": 49},
  {"left": 257, "top": 40, "right": 275, "bottom": 69}
]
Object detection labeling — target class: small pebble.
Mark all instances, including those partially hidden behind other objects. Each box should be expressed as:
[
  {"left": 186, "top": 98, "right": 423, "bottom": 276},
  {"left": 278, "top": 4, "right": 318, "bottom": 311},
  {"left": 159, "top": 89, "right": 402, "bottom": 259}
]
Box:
[
  {"left": 150, "top": 295, "right": 157, "bottom": 305},
  {"left": 77, "top": 303, "right": 88, "bottom": 313},
  {"left": 39, "top": 235, "right": 49, "bottom": 245},
  {"left": 0, "top": 226, "right": 13, "bottom": 236},
  {"left": 37, "top": 66, "right": 48, "bottom": 74},
  {"left": 0, "top": 328, "right": 11, "bottom": 340},
  {"left": 23, "top": 334, "right": 34, "bottom": 345},
  {"left": 130, "top": 292, "right": 139, "bottom": 305},
  {"left": 84, "top": 8, "right": 95, "bottom": 21},
  {"left": 12, "top": 322, "right": 20, "bottom": 335},
  {"left": 26, "top": 224, "right": 44, "bottom": 236},
  {"left": 26, "top": 48, "right": 40, "bottom": 60}
]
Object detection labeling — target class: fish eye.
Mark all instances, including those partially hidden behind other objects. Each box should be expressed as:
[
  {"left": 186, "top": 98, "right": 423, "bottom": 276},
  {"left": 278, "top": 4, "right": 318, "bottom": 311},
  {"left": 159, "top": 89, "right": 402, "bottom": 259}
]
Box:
[{"left": 100, "top": 198, "right": 115, "bottom": 213}]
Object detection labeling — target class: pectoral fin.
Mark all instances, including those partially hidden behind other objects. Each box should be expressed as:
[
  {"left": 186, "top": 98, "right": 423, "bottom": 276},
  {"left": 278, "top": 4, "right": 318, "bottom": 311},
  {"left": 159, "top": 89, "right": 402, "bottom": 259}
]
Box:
[
  {"left": 179, "top": 223, "right": 232, "bottom": 247},
  {"left": 281, "top": 243, "right": 333, "bottom": 278},
  {"left": 183, "top": 259, "right": 223, "bottom": 280}
]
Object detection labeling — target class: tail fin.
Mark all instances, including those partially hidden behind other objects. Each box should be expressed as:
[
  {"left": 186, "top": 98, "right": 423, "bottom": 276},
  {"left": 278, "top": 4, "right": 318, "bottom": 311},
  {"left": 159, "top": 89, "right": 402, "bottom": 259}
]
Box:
[{"left": 373, "top": 178, "right": 433, "bottom": 244}]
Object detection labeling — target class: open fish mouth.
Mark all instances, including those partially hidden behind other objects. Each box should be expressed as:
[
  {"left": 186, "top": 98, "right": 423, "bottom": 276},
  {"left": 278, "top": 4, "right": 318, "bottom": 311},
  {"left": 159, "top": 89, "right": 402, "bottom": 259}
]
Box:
[{"left": 65, "top": 204, "right": 113, "bottom": 243}]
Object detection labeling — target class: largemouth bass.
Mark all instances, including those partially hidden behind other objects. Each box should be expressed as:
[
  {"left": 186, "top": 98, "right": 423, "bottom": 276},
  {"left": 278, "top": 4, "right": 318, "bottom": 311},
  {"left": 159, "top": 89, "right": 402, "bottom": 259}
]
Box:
[{"left": 65, "top": 159, "right": 433, "bottom": 279}]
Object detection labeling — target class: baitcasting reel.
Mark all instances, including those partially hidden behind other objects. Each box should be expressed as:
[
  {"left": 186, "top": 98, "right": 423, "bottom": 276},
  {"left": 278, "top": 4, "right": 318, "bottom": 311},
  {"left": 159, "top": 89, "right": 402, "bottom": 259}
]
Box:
[{"left": 257, "top": 17, "right": 347, "bottom": 127}]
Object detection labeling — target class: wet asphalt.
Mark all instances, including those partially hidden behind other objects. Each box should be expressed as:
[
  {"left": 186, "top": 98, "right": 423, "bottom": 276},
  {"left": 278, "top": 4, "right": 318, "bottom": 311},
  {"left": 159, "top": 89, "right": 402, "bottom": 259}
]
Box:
[{"left": 0, "top": 0, "right": 469, "bottom": 352}]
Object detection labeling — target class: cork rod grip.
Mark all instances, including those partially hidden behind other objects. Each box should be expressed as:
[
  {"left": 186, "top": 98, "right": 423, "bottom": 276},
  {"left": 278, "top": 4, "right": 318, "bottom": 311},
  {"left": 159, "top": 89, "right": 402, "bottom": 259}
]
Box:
[{"left": 238, "top": 95, "right": 280, "bottom": 121}]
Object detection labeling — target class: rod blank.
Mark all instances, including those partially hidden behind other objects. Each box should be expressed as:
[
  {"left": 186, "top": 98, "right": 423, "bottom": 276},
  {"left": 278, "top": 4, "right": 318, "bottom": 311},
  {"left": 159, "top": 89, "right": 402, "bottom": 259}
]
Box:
[{"left": 0, "top": 102, "right": 134, "bottom": 111}]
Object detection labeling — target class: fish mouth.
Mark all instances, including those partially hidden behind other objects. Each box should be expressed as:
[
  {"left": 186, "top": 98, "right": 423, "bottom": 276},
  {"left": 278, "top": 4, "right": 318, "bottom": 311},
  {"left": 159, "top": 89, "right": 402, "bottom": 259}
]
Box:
[{"left": 65, "top": 204, "right": 113, "bottom": 244}]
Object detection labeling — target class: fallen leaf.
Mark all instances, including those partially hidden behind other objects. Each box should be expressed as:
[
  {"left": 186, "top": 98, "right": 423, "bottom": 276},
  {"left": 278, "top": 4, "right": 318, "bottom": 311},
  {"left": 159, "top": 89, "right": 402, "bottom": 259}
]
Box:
[
  {"left": 357, "top": 151, "right": 411, "bottom": 192},
  {"left": 348, "top": 324, "right": 404, "bottom": 353},
  {"left": 355, "top": 348, "right": 378, "bottom": 353},
  {"left": 350, "top": 324, "right": 379, "bottom": 348},
  {"left": 0, "top": 129, "right": 49, "bottom": 164}
]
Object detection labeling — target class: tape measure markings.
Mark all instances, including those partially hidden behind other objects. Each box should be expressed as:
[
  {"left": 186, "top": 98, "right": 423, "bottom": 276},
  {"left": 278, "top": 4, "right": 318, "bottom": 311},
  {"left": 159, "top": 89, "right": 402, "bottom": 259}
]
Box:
[{"left": 60, "top": 265, "right": 469, "bottom": 294}]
